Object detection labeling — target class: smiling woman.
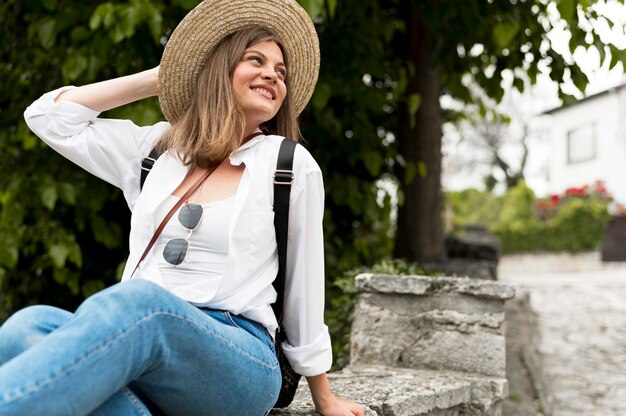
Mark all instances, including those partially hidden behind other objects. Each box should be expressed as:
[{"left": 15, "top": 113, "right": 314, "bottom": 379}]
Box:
[{"left": 0, "top": 0, "right": 365, "bottom": 415}]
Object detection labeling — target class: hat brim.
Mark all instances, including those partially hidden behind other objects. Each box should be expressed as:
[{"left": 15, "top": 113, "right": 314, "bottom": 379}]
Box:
[{"left": 158, "top": 0, "right": 320, "bottom": 123}]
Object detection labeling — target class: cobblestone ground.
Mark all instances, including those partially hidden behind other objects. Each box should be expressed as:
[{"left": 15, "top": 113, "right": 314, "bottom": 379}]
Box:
[{"left": 500, "top": 256, "right": 626, "bottom": 416}]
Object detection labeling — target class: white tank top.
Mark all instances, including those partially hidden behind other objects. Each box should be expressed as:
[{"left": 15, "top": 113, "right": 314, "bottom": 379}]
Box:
[{"left": 154, "top": 195, "right": 235, "bottom": 294}]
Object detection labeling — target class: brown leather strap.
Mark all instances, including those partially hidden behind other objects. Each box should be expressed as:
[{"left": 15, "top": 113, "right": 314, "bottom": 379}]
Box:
[
  {"left": 131, "top": 131, "right": 264, "bottom": 278},
  {"left": 131, "top": 166, "right": 215, "bottom": 277}
]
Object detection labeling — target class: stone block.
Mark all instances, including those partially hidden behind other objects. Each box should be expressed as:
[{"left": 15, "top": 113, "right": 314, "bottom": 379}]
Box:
[
  {"left": 445, "top": 225, "right": 501, "bottom": 262},
  {"left": 422, "top": 259, "right": 498, "bottom": 280},
  {"left": 355, "top": 274, "right": 515, "bottom": 301},
  {"left": 351, "top": 274, "right": 514, "bottom": 378},
  {"left": 269, "top": 366, "right": 507, "bottom": 416}
]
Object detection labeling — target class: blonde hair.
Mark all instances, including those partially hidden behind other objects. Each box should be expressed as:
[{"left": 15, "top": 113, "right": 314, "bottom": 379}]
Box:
[{"left": 157, "top": 26, "right": 301, "bottom": 168}]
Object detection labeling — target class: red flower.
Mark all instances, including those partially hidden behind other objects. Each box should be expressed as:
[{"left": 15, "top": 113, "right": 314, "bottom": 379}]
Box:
[
  {"left": 565, "top": 187, "right": 587, "bottom": 197},
  {"left": 594, "top": 180, "right": 608, "bottom": 195},
  {"left": 550, "top": 194, "right": 560, "bottom": 205}
]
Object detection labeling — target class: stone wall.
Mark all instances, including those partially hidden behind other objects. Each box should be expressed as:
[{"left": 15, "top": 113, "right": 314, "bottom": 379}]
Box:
[
  {"left": 271, "top": 274, "right": 515, "bottom": 416},
  {"left": 351, "top": 274, "right": 514, "bottom": 377}
]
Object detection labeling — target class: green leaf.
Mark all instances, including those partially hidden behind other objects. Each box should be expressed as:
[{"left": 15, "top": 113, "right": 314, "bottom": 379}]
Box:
[
  {"left": 67, "top": 241, "right": 83, "bottom": 268},
  {"left": 71, "top": 27, "right": 91, "bottom": 42},
  {"left": 110, "top": 25, "right": 126, "bottom": 43},
  {"left": 41, "top": 0, "right": 57, "bottom": 12},
  {"left": 21, "top": 133, "right": 38, "bottom": 150},
  {"left": 493, "top": 22, "right": 520, "bottom": 50},
  {"left": 37, "top": 18, "right": 57, "bottom": 49},
  {"left": 145, "top": 4, "right": 164, "bottom": 43},
  {"left": 557, "top": 0, "right": 576, "bottom": 24},
  {"left": 171, "top": 0, "right": 200, "bottom": 10},
  {"left": 58, "top": 183, "right": 77, "bottom": 205},
  {"left": 49, "top": 244, "right": 69, "bottom": 268},
  {"left": 298, "top": 0, "right": 325, "bottom": 19},
  {"left": 62, "top": 55, "right": 89, "bottom": 82},
  {"left": 53, "top": 269, "right": 80, "bottom": 295},
  {"left": 0, "top": 245, "right": 18, "bottom": 268},
  {"left": 312, "top": 83, "right": 332, "bottom": 111},
  {"left": 609, "top": 45, "right": 620, "bottom": 69},
  {"left": 417, "top": 161, "right": 427, "bottom": 178},
  {"left": 120, "top": 4, "right": 140, "bottom": 38},
  {"left": 408, "top": 94, "right": 421, "bottom": 116},
  {"left": 570, "top": 66, "right": 589, "bottom": 93},
  {"left": 593, "top": 38, "right": 606, "bottom": 64},
  {"left": 404, "top": 162, "right": 417, "bottom": 185},
  {"left": 408, "top": 94, "right": 421, "bottom": 128},
  {"left": 363, "top": 151, "right": 382, "bottom": 176},
  {"left": 41, "top": 185, "right": 57, "bottom": 210},
  {"left": 90, "top": 3, "right": 115, "bottom": 30},
  {"left": 82, "top": 280, "right": 106, "bottom": 298},
  {"left": 327, "top": 0, "right": 337, "bottom": 19},
  {"left": 91, "top": 215, "right": 123, "bottom": 249}
]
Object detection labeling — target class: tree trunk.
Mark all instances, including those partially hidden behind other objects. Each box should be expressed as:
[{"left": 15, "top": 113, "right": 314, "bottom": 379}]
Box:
[{"left": 393, "top": 4, "right": 446, "bottom": 262}]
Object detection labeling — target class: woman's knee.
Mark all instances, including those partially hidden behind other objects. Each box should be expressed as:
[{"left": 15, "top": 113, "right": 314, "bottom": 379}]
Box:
[
  {"left": 0, "top": 305, "right": 72, "bottom": 362},
  {"left": 77, "top": 279, "right": 175, "bottom": 321}
]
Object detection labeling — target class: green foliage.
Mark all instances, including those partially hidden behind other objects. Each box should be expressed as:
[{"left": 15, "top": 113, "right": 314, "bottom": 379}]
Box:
[
  {"left": 448, "top": 182, "right": 612, "bottom": 254},
  {"left": 445, "top": 188, "right": 503, "bottom": 228},
  {"left": 494, "top": 181, "right": 536, "bottom": 227},
  {"left": 0, "top": 0, "right": 198, "bottom": 321},
  {"left": 493, "top": 196, "right": 611, "bottom": 253}
]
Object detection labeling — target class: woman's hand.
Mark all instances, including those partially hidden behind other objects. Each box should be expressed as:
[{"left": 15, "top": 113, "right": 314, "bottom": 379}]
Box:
[
  {"left": 314, "top": 394, "right": 365, "bottom": 416},
  {"left": 306, "top": 374, "right": 365, "bottom": 416}
]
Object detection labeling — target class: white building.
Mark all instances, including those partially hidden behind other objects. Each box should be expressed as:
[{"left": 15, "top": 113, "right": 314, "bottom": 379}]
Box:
[{"left": 540, "top": 83, "right": 626, "bottom": 204}]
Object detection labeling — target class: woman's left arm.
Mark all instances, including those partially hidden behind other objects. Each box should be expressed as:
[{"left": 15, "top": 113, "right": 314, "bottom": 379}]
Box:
[
  {"left": 306, "top": 373, "right": 365, "bottom": 416},
  {"left": 280, "top": 148, "right": 364, "bottom": 415}
]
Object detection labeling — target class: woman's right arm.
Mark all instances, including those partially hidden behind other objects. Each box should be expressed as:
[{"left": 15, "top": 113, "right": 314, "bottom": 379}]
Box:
[
  {"left": 55, "top": 67, "right": 159, "bottom": 111},
  {"left": 24, "top": 67, "right": 170, "bottom": 208}
]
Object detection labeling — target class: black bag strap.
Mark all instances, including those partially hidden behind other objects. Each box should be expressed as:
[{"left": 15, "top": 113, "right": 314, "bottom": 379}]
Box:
[
  {"left": 271, "top": 139, "right": 297, "bottom": 326},
  {"left": 140, "top": 147, "right": 162, "bottom": 191}
]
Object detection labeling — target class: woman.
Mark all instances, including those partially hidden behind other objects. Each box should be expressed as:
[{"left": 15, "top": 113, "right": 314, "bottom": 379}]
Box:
[{"left": 0, "top": 0, "right": 364, "bottom": 415}]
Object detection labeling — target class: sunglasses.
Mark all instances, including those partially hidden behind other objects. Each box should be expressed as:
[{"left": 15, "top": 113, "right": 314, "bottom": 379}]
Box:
[{"left": 163, "top": 202, "right": 204, "bottom": 265}]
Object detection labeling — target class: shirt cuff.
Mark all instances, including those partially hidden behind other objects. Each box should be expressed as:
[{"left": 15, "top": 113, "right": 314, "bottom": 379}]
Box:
[
  {"left": 24, "top": 86, "right": 101, "bottom": 137},
  {"left": 281, "top": 325, "right": 333, "bottom": 377}
]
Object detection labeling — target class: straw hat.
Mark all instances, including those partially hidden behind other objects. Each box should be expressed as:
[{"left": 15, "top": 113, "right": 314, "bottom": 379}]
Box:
[{"left": 158, "top": 0, "right": 320, "bottom": 123}]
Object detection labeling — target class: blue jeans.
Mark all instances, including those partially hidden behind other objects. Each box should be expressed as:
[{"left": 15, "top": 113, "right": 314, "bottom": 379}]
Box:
[{"left": 0, "top": 279, "right": 281, "bottom": 416}]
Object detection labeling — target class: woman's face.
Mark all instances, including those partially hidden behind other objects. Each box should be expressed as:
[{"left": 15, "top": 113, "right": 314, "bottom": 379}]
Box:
[{"left": 232, "top": 40, "right": 287, "bottom": 131}]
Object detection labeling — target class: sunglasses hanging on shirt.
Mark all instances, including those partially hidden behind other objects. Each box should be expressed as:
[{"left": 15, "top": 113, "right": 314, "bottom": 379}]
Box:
[{"left": 163, "top": 202, "right": 204, "bottom": 265}]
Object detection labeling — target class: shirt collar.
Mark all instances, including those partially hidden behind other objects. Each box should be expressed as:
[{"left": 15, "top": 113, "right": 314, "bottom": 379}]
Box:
[{"left": 229, "top": 128, "right": 264, "bottom": 165}]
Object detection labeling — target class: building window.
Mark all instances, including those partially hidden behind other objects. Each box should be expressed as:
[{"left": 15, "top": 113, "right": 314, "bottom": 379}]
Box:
[{"left": 567, "top": 123, "right": 596, "bottom": 164}]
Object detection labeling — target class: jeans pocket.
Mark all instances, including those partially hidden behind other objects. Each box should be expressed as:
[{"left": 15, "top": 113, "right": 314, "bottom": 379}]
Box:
[{"left": 223, "top": 312, "right": 276, "bottom": 354}]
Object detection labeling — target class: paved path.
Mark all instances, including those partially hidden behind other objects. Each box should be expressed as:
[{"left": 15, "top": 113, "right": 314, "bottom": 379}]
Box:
[{"left": 499, "top": 253, "right": 626, "bottom": 416}]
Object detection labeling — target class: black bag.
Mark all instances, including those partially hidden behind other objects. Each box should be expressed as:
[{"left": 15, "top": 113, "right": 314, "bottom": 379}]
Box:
[{"left": 271, "top": 138, "right": 301, "bottom": 408}]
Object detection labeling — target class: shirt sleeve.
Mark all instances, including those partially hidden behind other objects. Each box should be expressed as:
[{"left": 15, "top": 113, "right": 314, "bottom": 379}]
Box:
[
  {"left": 23, "top": 86, "right": 170, "bottom": 208},
  {"left": 280, "top": 159, "right": 333, "bottom": 376}
]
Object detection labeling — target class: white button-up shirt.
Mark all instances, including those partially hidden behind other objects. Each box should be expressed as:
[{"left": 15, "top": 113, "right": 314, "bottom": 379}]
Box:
[{"left": 24, "top": 87, "right": 332, "bottom": 376}]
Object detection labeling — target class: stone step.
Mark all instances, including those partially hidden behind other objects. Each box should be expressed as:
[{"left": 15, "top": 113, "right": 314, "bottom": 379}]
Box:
[{"left": 270, "top": 365, "right": 507, "bottom": 416}]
